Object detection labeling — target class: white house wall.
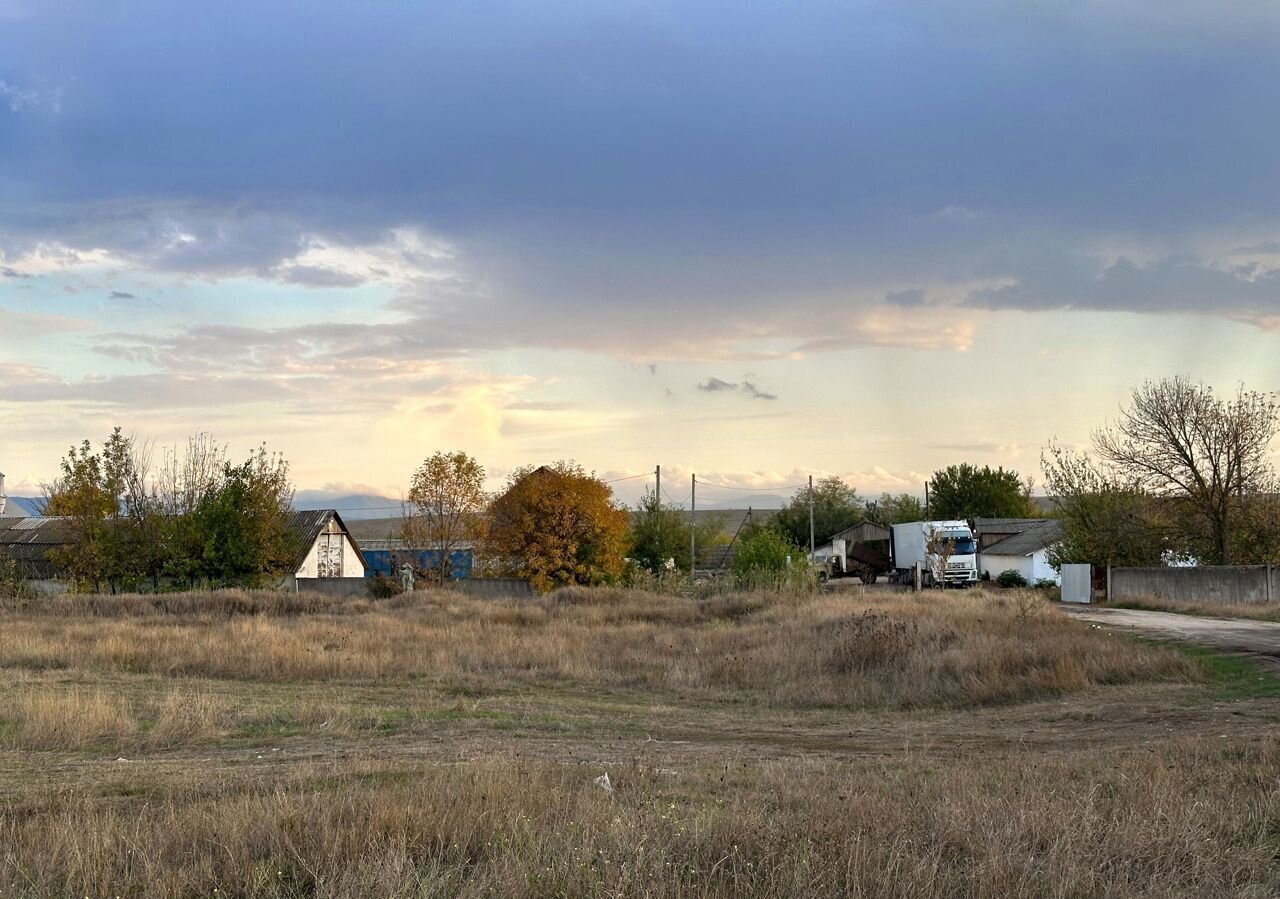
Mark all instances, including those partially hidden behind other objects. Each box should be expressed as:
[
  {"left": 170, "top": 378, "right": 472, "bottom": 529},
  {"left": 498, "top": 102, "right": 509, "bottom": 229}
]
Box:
[
  {"left": 1030, "top": 550, "right": 1060, "bottom": 585},
  {"left": 296, "top": 531, "right": 366, "bottom": 578},
  {"left": 981, "top": 550, "right": 1061, "bottom": 585},
  {"left": 981, "top": 553, "right": 1034, "bottom": 583}
]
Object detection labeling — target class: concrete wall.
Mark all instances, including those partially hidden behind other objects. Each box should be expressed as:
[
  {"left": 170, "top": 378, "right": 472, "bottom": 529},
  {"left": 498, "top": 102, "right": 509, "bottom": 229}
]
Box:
[
  {"left": 450, "top": 577, "right": 536, "bottom": 599},
  {"left": 1111, "top": 565, "right": 1278, "bottom": 604},
  {"left": 294, "top": 577, "right": 372, "bottom": 598}
]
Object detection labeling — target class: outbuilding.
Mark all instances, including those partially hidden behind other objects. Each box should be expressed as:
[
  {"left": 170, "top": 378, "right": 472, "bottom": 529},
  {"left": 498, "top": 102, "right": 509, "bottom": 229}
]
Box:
[
  {"left": 978, "top": 519, "right": 1063, "bottom": 585},
  {"left": 281, "top": 510, "right": 368, "bottom": 592}
]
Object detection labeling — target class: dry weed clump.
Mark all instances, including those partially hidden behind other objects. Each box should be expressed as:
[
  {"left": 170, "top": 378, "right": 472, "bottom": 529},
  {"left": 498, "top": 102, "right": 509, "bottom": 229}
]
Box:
[
  {"left": 2, "top": 688, "right": 138, "bottom": 750},
  {"left": 0, "top": 587, "right": 1199, "bottom": 708},
  {"left": 2, "top": 737, "right": 1277, "bottom": 898}
]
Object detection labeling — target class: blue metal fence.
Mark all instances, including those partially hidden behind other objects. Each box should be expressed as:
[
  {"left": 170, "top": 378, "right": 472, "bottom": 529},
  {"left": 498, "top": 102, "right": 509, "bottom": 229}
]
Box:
[{"left": 362, "top": 548, "right": 474, "bottom": 580}]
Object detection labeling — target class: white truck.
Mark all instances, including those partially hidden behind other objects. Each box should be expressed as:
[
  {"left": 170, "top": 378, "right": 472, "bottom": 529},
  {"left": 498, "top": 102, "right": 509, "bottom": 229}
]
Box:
[{"left": 889, "top": 520, "right": 978, "bottom": 588}]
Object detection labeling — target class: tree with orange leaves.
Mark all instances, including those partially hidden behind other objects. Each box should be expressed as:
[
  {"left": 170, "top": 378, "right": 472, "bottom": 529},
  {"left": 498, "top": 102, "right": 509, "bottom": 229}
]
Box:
[{"left": 483, "top": 462, "right": 630, "bottom": 591}]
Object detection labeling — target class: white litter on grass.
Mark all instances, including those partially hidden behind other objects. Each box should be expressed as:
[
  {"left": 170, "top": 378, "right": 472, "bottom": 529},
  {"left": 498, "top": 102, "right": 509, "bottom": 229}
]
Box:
[{"left": 594, "top": 773, "right": 614, "bottom": 792}]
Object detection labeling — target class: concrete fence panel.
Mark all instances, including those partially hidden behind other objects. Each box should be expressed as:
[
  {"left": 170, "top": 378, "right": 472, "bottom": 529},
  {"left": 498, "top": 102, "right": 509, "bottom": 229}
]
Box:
[
  {"left": 1110, "top": 566, "right": 1275, "bottom": 605},
  {"left": 295, "top": 577, "right": 373, "bottom": 598},
  {"left": 450, "top": 577, "right": 537, "bottom": 599}
]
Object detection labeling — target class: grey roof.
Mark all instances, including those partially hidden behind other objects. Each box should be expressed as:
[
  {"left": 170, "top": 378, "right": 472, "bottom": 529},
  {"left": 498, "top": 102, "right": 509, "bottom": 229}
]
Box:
[
  {"left": 973, "top": 517, "right": 1048, "bottom": 535},
  {"left": 980, "top": 520, "right": 1063, "bottom": 556},
  {"left": 0, "top": 517, "right": 78, "bottom": 578}
]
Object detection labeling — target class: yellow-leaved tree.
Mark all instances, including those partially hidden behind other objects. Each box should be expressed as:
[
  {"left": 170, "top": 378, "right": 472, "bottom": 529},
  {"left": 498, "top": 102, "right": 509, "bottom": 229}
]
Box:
[{"left": 483, "top": 462, "right": 630, "bottom": 591}]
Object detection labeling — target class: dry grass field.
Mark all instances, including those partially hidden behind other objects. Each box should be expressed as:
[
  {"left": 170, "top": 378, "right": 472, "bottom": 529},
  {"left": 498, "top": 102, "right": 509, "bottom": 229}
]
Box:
[{"left": 1, "top": 586, "right": 1278, "bottom": 897}]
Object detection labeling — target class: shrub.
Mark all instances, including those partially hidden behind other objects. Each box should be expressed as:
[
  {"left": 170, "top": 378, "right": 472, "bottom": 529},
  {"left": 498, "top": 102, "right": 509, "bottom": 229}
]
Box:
[
  {"left": 367, "top": 573, "right": 402, "bottom": 599},
  {"left": 730, "top": 527, "right": 795, "bottom": 577},
  {"left": 997, "top": 569, "right": 1028, "bottom": 588}
]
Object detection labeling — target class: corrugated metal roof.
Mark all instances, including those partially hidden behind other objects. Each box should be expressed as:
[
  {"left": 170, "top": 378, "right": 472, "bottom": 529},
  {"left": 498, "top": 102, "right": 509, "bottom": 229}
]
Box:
[
  {"left": 279, "top": 509, "right": 367, "bottom": 572},
  {"left": 0, "top": 517, "right": 77, "bottom": 577},
  {"left": 980, "top": 520, "right": 1063, "bottom": 556},
  {"left": 973, "top": 518, "right": 1047, "bottom": 535}
]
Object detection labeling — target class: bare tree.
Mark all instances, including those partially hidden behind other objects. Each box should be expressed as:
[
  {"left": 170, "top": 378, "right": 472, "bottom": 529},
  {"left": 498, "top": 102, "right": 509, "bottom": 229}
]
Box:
[
  {"left": 924, "top": 525, "right": 955, "bottom": 589},
  {"left": 1093, "top": 377, "right": 1280, "bottom": 564},
  {"left": 405, "top": 451, "right": 487, "bottom": 584}
]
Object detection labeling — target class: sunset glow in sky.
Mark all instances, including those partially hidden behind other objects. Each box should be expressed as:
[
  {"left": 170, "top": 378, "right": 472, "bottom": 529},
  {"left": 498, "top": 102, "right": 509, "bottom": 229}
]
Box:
[{"left": 3, "top": 1, "right": 1280, "bottom": 503}]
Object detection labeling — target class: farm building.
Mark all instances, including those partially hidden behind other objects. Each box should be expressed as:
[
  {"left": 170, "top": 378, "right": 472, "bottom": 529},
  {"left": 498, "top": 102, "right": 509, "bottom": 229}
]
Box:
[
  {"left": 976, "top": 519, "right": 1063, "bottom": 585},
  {"left": 358, "top": 540, "right": 474, "bottom": 580},
  {"left": 0, "top": 509, "right": 367, "bottom": 594},
  {"left": 281, "top": 510, "right": 368, "bottom": 590},
  {"left": 344, "top": 517, "right": 475, "bottom": 580}
]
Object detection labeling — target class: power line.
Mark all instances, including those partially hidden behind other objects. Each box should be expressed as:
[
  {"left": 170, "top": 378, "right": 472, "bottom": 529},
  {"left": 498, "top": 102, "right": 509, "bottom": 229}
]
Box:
[
  {"left": 605, "top": 472, "right": 653, "bottom": 484},
  {"left": 695, "top": 480, "right": 806, "bottom": 492}
]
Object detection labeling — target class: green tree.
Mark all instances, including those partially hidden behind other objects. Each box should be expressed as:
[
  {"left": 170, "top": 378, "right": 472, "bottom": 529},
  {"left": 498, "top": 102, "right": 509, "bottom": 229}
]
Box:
[
  {"left": 731, "top": 525, "right": 796, "bottom": 576},
  {"left": 771, "top": 476, "right": 861, "bottom": 548},
  {"left": 864, "top": 492, "right": 923, "bottom": 526},
  {"left": 629, "top": 489, "right": 727, "bottom": 573},
  {"left": 190, "top": 446, "right": 293, "bottom": 587},
  {"left": 44, "top": 428, "right": 141, "bottom": 592},
  {"left": 404, "top": 451, "right": 488, "bottom": 583},
  {"left": 929, "top": 464, "right": 1028, "bottom": 520},
  {"left": 1041, "top": 442, "right": 1166, "bottom": 569}
]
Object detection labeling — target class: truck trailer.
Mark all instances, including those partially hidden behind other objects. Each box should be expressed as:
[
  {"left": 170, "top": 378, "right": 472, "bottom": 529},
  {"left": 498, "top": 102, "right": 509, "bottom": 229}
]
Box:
[{"left": 889, "top": 520, "right": 979, "bottom": 587}]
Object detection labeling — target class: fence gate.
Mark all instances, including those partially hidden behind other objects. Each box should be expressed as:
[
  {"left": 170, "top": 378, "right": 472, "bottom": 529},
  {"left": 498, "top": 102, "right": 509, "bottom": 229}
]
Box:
[{"left": 1060, "top": 564, "right": 1092, "bottom": 604}]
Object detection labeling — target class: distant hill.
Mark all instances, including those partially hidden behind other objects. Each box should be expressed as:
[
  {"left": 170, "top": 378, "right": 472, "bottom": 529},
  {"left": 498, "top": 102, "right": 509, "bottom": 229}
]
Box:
[
  {"left": 695, "top": 493, "right": 788, "bottom": 510},
  {"left": 293, "top": 492, "right": 403, "bottom": 520}
]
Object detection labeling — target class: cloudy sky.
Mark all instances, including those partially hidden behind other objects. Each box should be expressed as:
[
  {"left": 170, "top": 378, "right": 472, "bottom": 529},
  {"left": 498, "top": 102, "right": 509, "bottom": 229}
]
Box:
[{"left": 2, "top": 0, "right": 1279, "bottom": 504}]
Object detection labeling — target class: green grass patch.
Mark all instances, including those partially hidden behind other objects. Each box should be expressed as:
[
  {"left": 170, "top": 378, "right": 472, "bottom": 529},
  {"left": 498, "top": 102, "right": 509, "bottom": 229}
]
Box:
[{"left": 1177, "top": 644, "right": 1280, "bottom": 701}]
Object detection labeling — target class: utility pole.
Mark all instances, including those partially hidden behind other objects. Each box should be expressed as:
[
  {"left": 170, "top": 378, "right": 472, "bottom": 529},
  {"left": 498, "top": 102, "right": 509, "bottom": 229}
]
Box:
[
  {"left": 808, "top": 474, "right": 815, "bottom": 558},
  {"left": 654, "top": 464, "right": 662, "bottom": 559},
  {"left": 690, "top": 473, "right": 697, "bottom": 579},
  {"left": 924, "top": 481, "right": 930, "bottom": 521}
]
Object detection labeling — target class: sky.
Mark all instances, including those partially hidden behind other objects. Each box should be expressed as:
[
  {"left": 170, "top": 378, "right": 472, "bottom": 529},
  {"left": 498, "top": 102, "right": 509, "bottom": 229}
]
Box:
[{"left": 2, "top": 0, "right": 1280, "bottom": 506}]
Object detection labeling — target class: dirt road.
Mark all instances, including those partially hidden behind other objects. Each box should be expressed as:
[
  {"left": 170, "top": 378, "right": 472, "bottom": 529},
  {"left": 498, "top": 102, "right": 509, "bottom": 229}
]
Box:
[{"left": 1060, "top": 604, "right": 1280, "bottom": 663}]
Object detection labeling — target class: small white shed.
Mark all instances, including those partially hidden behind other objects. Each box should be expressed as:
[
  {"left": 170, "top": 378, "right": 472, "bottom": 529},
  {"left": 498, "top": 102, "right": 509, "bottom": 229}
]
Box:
[{"left": 979, "top": 520, "right": 1063, "bottom": 585}]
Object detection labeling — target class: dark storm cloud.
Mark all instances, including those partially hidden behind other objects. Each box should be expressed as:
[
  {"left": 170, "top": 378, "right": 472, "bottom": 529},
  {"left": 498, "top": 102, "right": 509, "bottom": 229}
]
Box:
[{"left": 2, "top": 0, "right": 1280, "bottom": 342}]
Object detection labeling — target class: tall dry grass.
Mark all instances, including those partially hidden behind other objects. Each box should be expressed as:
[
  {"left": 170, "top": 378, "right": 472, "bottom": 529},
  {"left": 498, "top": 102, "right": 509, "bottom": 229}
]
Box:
[
  {"left": 2, "top": 737, "right": 1277, "bottom": 898},
  {"left": 0, "top": 686, "right": 369, "bottom": 751},
  {"left": 0, "top": 587, "right": 1198, "bottom": 708}
]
